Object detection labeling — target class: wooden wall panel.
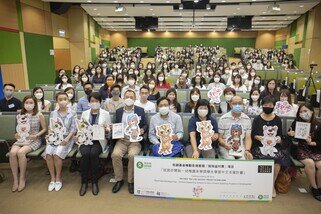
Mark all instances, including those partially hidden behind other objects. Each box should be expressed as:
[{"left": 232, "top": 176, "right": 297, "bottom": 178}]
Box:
[
  {"left": 1, "top": 64, "right": 26, "bottom": 90},
  {"left": 256, "top": 31, "right": 275, "bottom": 49},
  {"left": 110, "top": 31, "right": 127, "bottom": 48},
  {"left": 51, "top": 13, "right": 70, "bottom": 38},
  {"left": 0, "top": 0, "right": 19, "bottom": 31},
  {"left": 54, "top": 49, "right": 71, "bottom": 70},
  {"left": 53, "top": 37, "right": 70, "bottom": 49},
  {"left": 21, "top": 3, "right": 46, "bottom": 35}
]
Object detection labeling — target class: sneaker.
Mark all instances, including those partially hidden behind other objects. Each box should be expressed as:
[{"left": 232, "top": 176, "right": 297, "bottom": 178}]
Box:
[
  {"left": 48, "top": 182, "right": 55, "bottom": 192},
  {"left": 310, "top": 186, "right": 321, "bottom": 201},
  {"left": 55, "top": 181, "right": 63, "bottom": 191}
]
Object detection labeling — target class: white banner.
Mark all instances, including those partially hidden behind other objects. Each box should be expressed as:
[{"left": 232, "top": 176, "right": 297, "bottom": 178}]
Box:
[{"left": 134, "top": 156, "right": 274, "bottom": 201}]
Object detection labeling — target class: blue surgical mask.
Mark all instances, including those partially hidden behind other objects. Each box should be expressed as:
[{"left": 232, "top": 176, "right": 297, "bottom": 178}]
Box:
[{"left": 232, "top": 104, "right": 243, "bottom": 113}]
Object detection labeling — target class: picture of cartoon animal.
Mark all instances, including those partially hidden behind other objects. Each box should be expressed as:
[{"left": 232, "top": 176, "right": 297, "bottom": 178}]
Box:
[
  {"left": 260, "top": 125, "right": 278, "bottom": 157},
  {"left": 207, "top": 87, "right": 223, "bottom": 104},
  {"left": 156, "top": 124, "right": 173, "bottom": 155},
  {"left": 226, "top": 124, "right": 244, "bottom": 157},
  {"left": 124, "top": 114, "right": 143, "bottom": 142},
  {"left": 46, "top": 118, "right": 67, "bottom": 146},
  {"left": 196, "top": 120, "right": 214, "bottom": 150},
  {"left": 275, "top": 101, "right": 292, "bottom": 115},
  {"left": 75, "top": 118, "right": 93, "bottom": 146},
  {"left": 16, "top": 114, "right": 31, "bottom": 143}
]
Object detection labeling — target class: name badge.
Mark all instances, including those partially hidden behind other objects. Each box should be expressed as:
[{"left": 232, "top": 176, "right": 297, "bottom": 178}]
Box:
[{"left": 8, "top": 104, "right": 15, "bottom": 109}]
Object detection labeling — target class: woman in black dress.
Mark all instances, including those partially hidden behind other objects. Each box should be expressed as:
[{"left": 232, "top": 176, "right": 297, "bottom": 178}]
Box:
[
  {"left": 288, "top": 103, "right": 321, "bottom": 201},
  {"left": 249, "top": 95, "right": 289, "bottom": 198}
]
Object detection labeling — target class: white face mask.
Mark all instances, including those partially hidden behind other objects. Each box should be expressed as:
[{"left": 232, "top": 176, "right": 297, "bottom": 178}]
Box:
[
  {"left": 149, "top": 84, "right": 155, "bottom": 89},
  {"left": 300, "top": 111, "right": 312, "bottom": 121},
  {"left": 89, "top": 102, "right": 100, "bottom": 110},
  {"left": 67, "top": 93, "right": 74, "bottom": 100},
  {"left": 124, "top": 98, "right": 135, "bottom": 106},
  {"left": 254, "top": 79, "right": 260, "bottom": 85},
  {"left": 225, "top": 94, "right": 233, "bottom": 101},
  {"left": 62, "top": 78, "right": 68, "bottom": 83},
  {"left": 214, "top": 77, "right": 220, "bottom": 83},
  {"left": 24, "top": 104, "right": 34, "bottom": 111},
  {"left": 158, "top": 76, "right": 164, "bottom": 82},
  {"left": 82, "top": 77, "right": 88, "bottom": 82},
  {"left": 74, "top": 68, "right": 79, "bottom": 73},
  {"left": 127, "top": 79, "right": 135, "bottom": 86},
  {"left": 34, "top": 93, "right": 43, "bottom": 100},
  {"left": 159, "top": 106, "right": 170, "bottom": 115},
  {"left": 198, "top": 109, "right": 208, "bottom": 118},
  {"left": 251, "top": 95, "right": 259, "bottom": 102},
  {"left": 280, "top": 97, "right": 288, "bottom": 102},
  {"left": 191, "top": 95, "right": 200, "bottom": 102}
]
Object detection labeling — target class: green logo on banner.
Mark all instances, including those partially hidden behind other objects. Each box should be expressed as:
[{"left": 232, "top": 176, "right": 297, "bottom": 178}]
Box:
[
  {"left": 258, "top": 195, "right": 263, "bottom": 200},
  {"left": 137, "top": 161, "right": 143, "bottom": 169}
]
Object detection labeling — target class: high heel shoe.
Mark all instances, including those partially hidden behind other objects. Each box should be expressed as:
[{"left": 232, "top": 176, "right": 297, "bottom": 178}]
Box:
[
  {"left": 12, "top": 182, "right": 18, "bottom": 192},
  {"left": 18, "top": 180, "right": 26, "bottom": 192}
]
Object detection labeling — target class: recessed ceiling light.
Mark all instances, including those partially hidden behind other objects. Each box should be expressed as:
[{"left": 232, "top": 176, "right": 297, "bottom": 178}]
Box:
[
  {"left": 150, "top": 8, "right": 153, "bottom": 11},
  {"left": 87, "top": 0, "right": 92, "bottom": 2},
  {"left": 93, "top": 8, "right": 97, "bottom": 11},
  {"left": 113, "top": 0, "right": 118, "bottom": 3},
  {"left": 294, "top": 10, "right": 297, "bottom": 13},
  {"left": 233, "top": 13, "right": 236, "bottom": 15},
  {"left": 140, "top": 0, "right": 144, "bottom": 3},
  {"left": 221, "top": 0, "right": 226, "bottom": 2},
  {"left": 237, "top": 8, "right": 240, "bottom": 10},
  {"left": 262, "top": 12, "right": 266, "bottom": 14},
  {"left": 97, "top": 13, "right": 100, "bottom": 15},
  {"left": 166, "top": 0, "right": 170, "bottom": 3},
  {"left": 152, "top": 13, "right": 155, "bottom": 15},
  {"left": 299, "top": 5, "right": 304, "bottom": 8}
]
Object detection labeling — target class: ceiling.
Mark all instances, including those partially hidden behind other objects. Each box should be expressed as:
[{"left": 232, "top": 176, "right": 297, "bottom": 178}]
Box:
[{"left": 43, "top": 0, "right": 320, "bottom": 32}]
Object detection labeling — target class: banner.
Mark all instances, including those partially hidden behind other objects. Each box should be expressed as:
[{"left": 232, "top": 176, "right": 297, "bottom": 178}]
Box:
[{"left": 134, "top": 156, "right": 274, "bottom": 201}]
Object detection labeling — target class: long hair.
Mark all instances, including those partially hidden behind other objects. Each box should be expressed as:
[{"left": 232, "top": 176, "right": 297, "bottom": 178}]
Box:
[
  {"left": 165, "top": 88, "right": 179, "bottom": 108},
  {"left": 187, "top": 88, "right": 201, "bottom": 110},
  {"left": 21, "top": 95, "right": 38, "bottom": 116},
  {"left": 296, "top": 103, "right": 318, "bottom": 132},
  {"left": 32, "top": 86, "right": 45, "bottom": 110}
]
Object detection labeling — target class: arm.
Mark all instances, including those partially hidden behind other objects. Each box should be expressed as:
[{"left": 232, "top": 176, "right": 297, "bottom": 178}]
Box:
[
  {"left": 139, "top": 108, "right": 148, "bottom": 134},
  {"left": 77, "top": 100, "right": 82, "bottom": 112},
  {"left": 148, "top": 117, "right": 160, "bottom": 145},
  {"left": 188, "top": 117, "right": 199, "bottom": 158},
  {"left": 174, "top": 115, "right": 184, "bottom": 140}
]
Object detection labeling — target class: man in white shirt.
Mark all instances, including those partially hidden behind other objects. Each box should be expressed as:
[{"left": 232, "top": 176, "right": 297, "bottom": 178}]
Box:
[{"left": 134, "top": 85, "right": 156, "bottom": 113}]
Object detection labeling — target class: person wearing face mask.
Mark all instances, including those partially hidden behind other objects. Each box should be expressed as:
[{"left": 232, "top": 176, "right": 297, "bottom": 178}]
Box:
[
  {"left": 142, "top": 69, "right": 155, "bottom": 84},
  {"left": 252, "top": 59, "right": 264, "bottom": 70},
  {"left": 148, "top": 97, "right": 184, "bottom": 157},
  {"left": 77, "top": 82, "right": 98, "bottom": 112},
  {"left": 250, "top": 95, "right": 289, "bottom": 198},
  {"left": 244, "top": 68, "right": 256, "bottom": 90},
  {"left": 170, "top": 64, "right": 182, "bottom": 76},
  {"left": 92, "top": 66, "right": 106, "bottom": 84},
  {"left": 111, "top": 89, "right": 147, "bottom": 194},
  {"left": 9, "top": 95, "right": 47, "bottom": 192},
  {"left": 230, "top": 74, "right": 247, "bottom": 92},
  {"left": 184, "top": 88, "right": 201, "bottom": 113},
  {"left": 249, "top": 75, "right": 265, "bottom": 92},
  {"left": 55, "top": 74, "right": 73, "bottom": 90},
  {"left": 55, "top": 69, "right": 66, "bottom": 84},
  {"left": 64, "top": 87, "right": 77, "bottom": 112},
  {"left": 156, "top": 72, "right": 171, "bottom": 90},
  {"left": 134, "top": 85, "right": 156, "bottom": 113},
  {"left": 147, "top": 78, "right": 160, "bottom": 101},
  {"left": 121, "top": 74, "right": 140, "bottom": 99},
  {"left": 100, "top": 61, "right": 108, "bottom": 75},
  {"left": 216, "top": 87, "right": 236, "bottom": 114},
  {"left": 98, "top": 75, "right": 114, "bottom": 100},
  {"left": 78, "top": 92, "right": 111, "bottom": 196},
  {"left": 71, "top": 65, "right": 81, "bottom": 84},
  {"left": 174, "top": 74, "right": 189, "bottom": 89},
  {"left": 288, "top": 103, "right": 321, "bottom": 201},
  {"left": 165, "top": 89, "right": 181, "bottom": 113},
  {"left": 274, "top": 89, "right": 298, "bottom": 117},
  {"left": 190, "top": 75, "right": 206, "bottom": 90},
  {"left": 33, "top": 87, "right": 51, "bottom": 112},
  {"left": 218, "top": 96, "right": 253, "bottom": 161},
  {"left": 44, "top": 92, "right": 77, "bottom": 192},
  {"left": 246, "top": 87, "right": 262, "bottom": 116},
  {"left": 186, "top": 99, "right": 219, "bottom": 158},
  {"left": 207, "top": 73, "right": 226, "bottom": 91},
  {"left": 226, "top": 69, "right": 239, "bottom": 86},
  {"left": 86, "top": 62, "right": 94, "bottom": 75},
  {"left": 0, "top": 83, "right": 22, "bottom": 112},
  {"left": 104, "top": 84, "right": 124, "bottom": 113},
  {"left": 264, "top": 61, "right": 274, "bottom": 70}
]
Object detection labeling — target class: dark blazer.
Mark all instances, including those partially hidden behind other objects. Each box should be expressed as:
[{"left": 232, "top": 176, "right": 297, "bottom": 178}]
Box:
[{"left": 115, "top": 105, "right": 148, "bottom": 136}]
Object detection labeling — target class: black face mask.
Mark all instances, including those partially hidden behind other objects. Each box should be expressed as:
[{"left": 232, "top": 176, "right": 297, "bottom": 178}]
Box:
[
  {"left": 85, "top": 89, "right": 93, "bottom": 96},
  {"left": 263, "top": 107, "right": 274, "bottom": 114}
]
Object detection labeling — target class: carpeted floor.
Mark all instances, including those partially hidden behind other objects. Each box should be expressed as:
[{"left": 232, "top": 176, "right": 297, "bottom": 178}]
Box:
[{"left": 0, "top": 161, "right": 321, "bottom": 214}]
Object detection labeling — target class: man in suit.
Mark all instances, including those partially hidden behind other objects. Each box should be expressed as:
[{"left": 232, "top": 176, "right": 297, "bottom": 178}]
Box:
[{"left": 111, "top": 89, "right": 147, "bottom": 194}]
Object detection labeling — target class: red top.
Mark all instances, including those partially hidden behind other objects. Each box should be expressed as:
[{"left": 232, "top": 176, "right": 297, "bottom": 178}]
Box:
[{"left": 156, "top": 82, "right": 171, "bottom": 90}]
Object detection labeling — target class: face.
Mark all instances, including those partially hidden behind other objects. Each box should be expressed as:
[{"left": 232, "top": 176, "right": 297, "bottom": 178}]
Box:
[
  {"left": 299, "top": 106, "right": 311, "bottom": 114},
  {"left": 84, "top": 84, "right": 93, "bottom": 91},
  {"left": 262, "top": 102, "right": 274, "bottom": 108},
  {"left": 66, "top": 89, "right": 74, "bottom": 98},
  {"left": 234, "top": 77, "right": 241, "bottom": 84},
  {"left": 167, "top": 92, "right": 176, "bottom": 100},
  {"left": 124, "top": 91, "right": 135, "bottom": 100},
  {"left": 24, "top": 98, "right": 35, "bottom": 110},
  {"left": 90, "top": 97, "right": 100, "bottom": 104},
  {"left": 230, "top": 96, "right": 243, "bottom": 106},
  {"left": 268, "top": 80, "right": 276, "bottom": 90},
  {"left": 158, "top": 99, "right": 169, "bottom": 108},
  {"left": 140, "top": 88, "right": 149, "bottom": 100},
  {"left": 198, "top": 105, "right": 208, "bottom": 111},
  {"left": 57, "top": 94, "right": 68, "bottom": 106},
  {"left": 252, "top": 90, "right": 260, "bottom": 96}
]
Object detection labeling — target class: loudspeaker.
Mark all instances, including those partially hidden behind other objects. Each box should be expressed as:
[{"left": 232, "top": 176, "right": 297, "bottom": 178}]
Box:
[{"left": 50, "top": 3, "right": 72, "bottom": 15}]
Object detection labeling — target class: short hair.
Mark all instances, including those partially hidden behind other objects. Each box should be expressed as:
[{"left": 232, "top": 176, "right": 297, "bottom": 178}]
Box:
[
  {"left": 111, "top": 84, "right": 122, "bottom": 92},
  {"left": 280, "top": 89, "right": 292, "bottom": 104},
  {"left": 124, "top": 89, "right": 136, "bottom": 98},
  {"left": 55, "top": 91, "right": 68, "bottom": 101},
  {"left": 88, "top": 92, "right": 102, "bottom": 103},
  {"left": 157, "top": 96, "right": 170, "bottom": 106},
  {"left": 261, "top": 95, "right": 276, "bottom": 106},
  {"left": 140, "top": 85, "right": 149, "bottom": 92},
  {"left": 83, "top": 82, "right": 94, "bottom": 88},
  {"left": 3, "top": 83, "right": 15, "bottom": 89},
  {"left": 194, "top": 99, "right": 211, "bottom": 119},
  {"left": 127, "top": 73, "right": 137, "bottom": 81},
  {"left": 223, "top": 87, "right": 236, "bottom": 96}
]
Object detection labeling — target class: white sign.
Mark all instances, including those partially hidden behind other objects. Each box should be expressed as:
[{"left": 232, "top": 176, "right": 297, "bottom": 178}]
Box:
[
  {"left": 295, "top": 122, "right": 311, "bottom": 140},
  {"left": 92, "top": 125, "right": 105, "bottom": 140},
  {"left": 134, "top": 157, "right": 274, "bottom": 201}
]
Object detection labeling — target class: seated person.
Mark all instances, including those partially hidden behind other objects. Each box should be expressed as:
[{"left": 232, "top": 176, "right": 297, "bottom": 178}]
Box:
[
  {"left": 104, "top": 84, "right": 124, "bottom": 113},
  {"left": 184, "top": 88, "right": 201, "bottom": 113},
  {"left": 0, "top": 83, "right": 22, "bottom": 112},
  {"left": 134, "top": 85, "right": 156, "bottom": 113}
]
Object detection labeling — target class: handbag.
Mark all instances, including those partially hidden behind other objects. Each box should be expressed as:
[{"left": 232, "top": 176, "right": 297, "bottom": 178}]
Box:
[{"left": 275, "top": 168, "right": 292, "bottom": 193}]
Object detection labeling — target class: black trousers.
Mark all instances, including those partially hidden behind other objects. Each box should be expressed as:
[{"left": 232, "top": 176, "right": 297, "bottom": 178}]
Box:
[{"left": 79, "top": 141, "right": 102, "bottom": 184}]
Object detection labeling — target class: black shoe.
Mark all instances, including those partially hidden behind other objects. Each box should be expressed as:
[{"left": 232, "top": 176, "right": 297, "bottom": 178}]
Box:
[
  {"left": 79, "top": 183, "right": 87, "bottom": 196},
  {"left": 112, "top": 180, "right": 124, "bottom": 193},
  {"left": 128, "top": 183, "right": 134, "bottom": 194},
  {"left": 92, "top": 183, "right": 99, "bottom": 196},
  {"left": 310, "top": 186, "right": 321, "bottom": 201}
]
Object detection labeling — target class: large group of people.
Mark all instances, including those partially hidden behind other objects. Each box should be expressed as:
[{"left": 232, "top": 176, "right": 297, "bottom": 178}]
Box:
[{"left": 0, "top": 46, "right": 320, "bottom": 202}]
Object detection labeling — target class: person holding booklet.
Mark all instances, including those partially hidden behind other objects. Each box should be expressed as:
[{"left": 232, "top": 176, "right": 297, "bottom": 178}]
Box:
[
  {"left": 77, "top": 92, "right": 111, "bottom": 196},
  {"left": 111, "top": 89, "right": 147, "bottom": 194},
  {"left": 185, "top": 99, "right": 219, "bottom": 158},
  {"left": 9, "top": 95, "right": 47, "bottom": 192},
  {"left": 288, "top": 103, "right": 321, "bottom": 201},
  {"left": 44, "top": 92, "right": 77, "bottom": 192}
]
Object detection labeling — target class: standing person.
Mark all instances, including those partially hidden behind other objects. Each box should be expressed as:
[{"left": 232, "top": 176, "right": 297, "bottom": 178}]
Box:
[
  {"left": 78, "top": 92, "right": 111, "bottom": 196},
  {"left": 250, "top": 96, "right": 289, "bottom": 198},
  {"left": 134, "top": 85, "right": 156, "bottom": 113},
  {"left": 148, "top": 97, "right": 184, "bottom": 157},
  {"left": 185, "top": 99, "right": 219, "bottom": 158},
  {"left": 9, "top": 95, "right": 47, "bottom": 192},
  {"left": 44, "top": 92, "right": 77, "bottom": 192},
  {"left": 0, "top": 83, "right": 22, "bottom": 112},
  {"left": 111, "top": 89, "right": 147, "bottom": 194},
  {"left": 288, "top": 103, "right": 321, "bottom": 201},
  {"left": 218, "top": 96, "right": 253, "bottom": 160}
]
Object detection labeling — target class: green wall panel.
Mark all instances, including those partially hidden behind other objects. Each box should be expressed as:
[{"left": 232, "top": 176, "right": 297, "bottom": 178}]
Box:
[
  {"left": 290, "top": 20, "right": 297, "bottom": 38},
  {"left": 127, "top": 37, "right": 256, "bottom": 57},
  {"left": 101, "top": 40, "right": 110, "bottom": 48},
  {"left": 293, "top": 48, "right": 301, "bottom": 67},
  {"left": 24, "top": 32, "right": 55, "bottom": 88},
  {"left": 91, "top": 47, "right": 96, "bottom": 63},
  {"left": 274, "top": 40, "right": 286, "bottom": 49},
  {"left": 0, "top": 30, "right": 22, "bottom": 64}
]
